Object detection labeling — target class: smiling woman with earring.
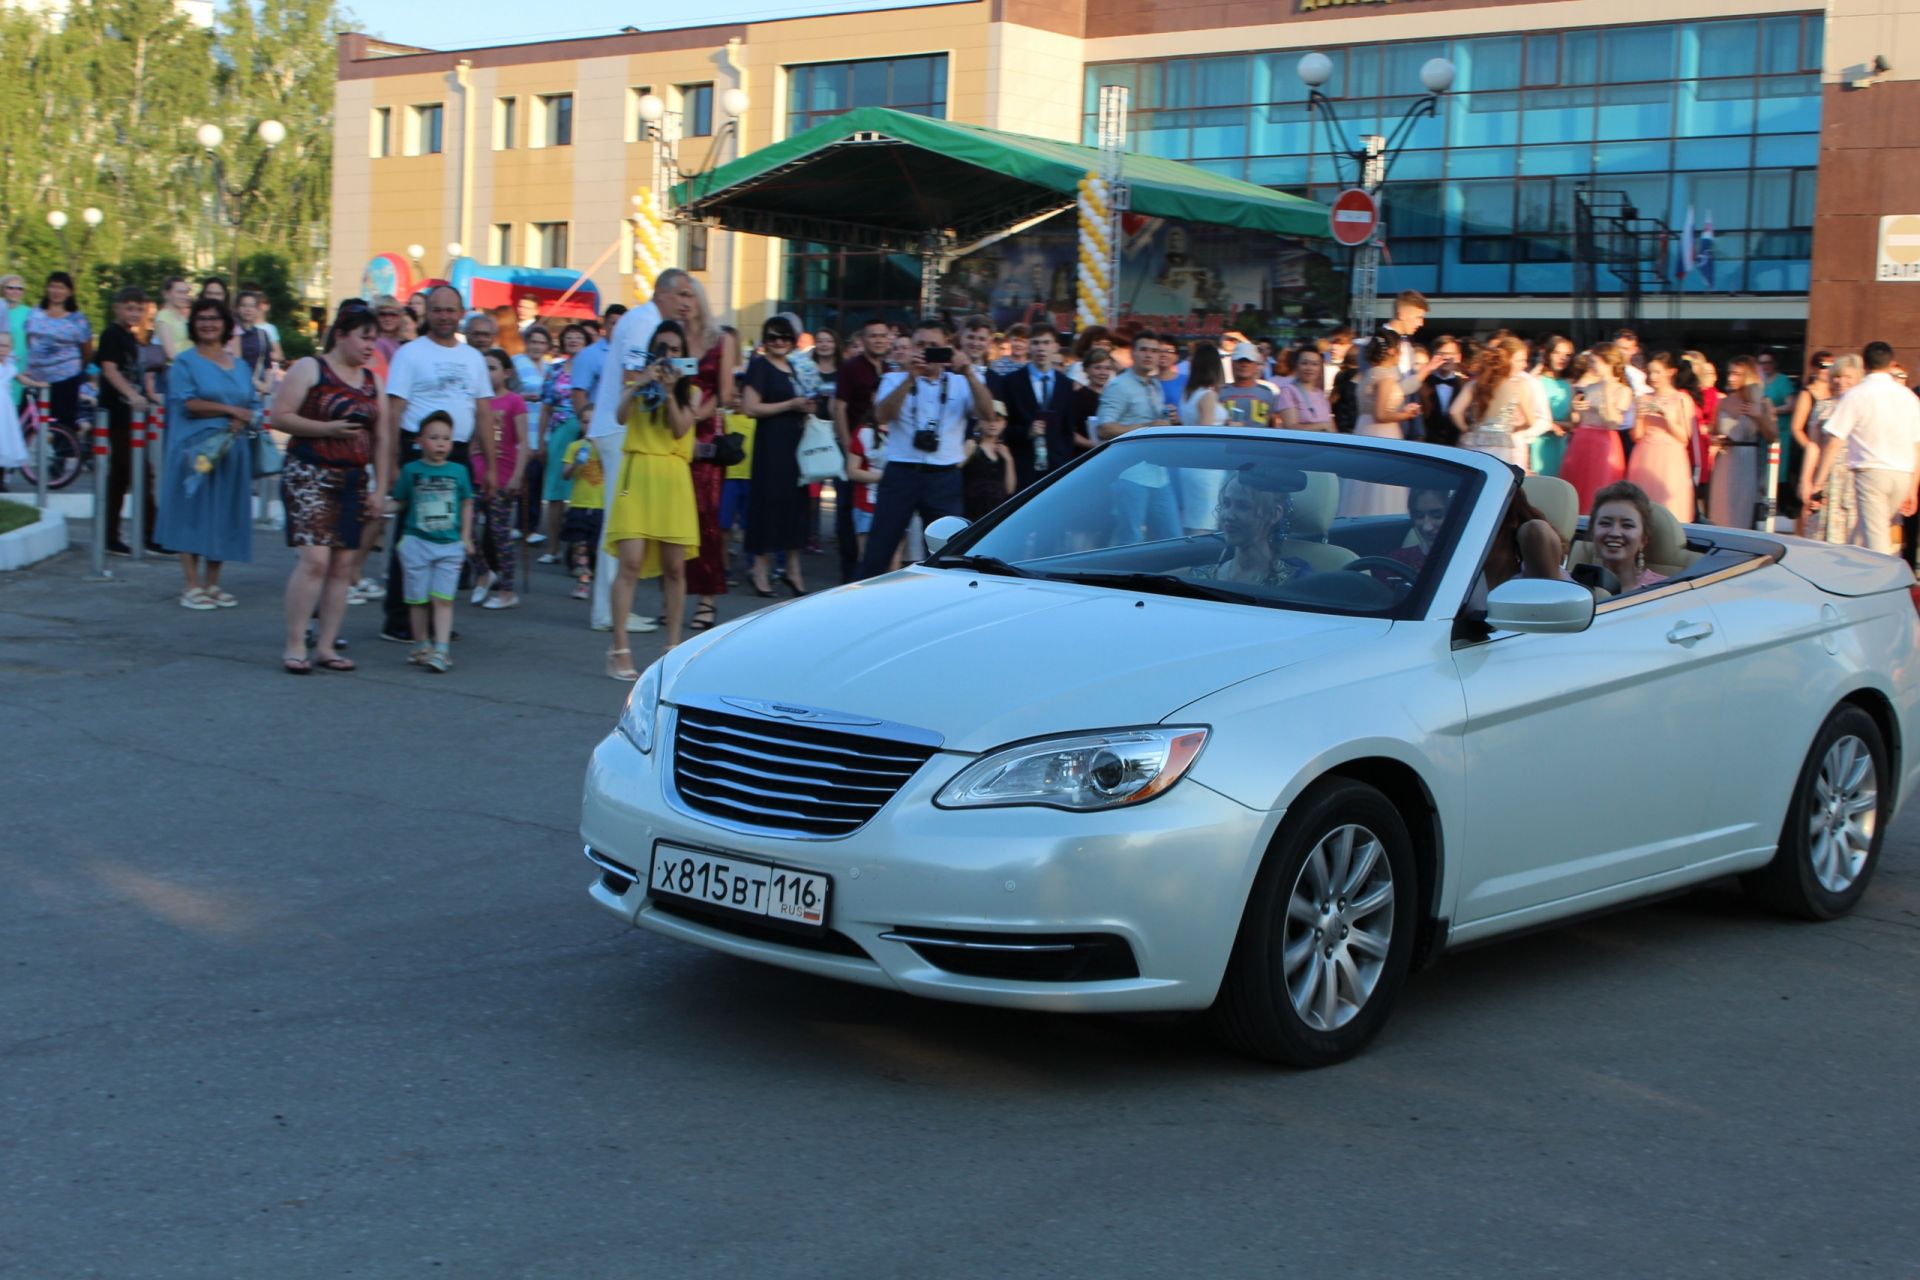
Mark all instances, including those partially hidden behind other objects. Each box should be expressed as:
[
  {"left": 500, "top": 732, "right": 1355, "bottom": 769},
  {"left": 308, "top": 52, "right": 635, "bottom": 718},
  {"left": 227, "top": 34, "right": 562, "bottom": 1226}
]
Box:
[{"left": 1589, "top": 481, "right": 1665, "bottom": 593}]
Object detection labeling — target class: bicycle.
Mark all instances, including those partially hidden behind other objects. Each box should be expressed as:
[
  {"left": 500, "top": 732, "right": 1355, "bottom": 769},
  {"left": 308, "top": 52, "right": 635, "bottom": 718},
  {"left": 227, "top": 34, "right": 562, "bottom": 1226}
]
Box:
[{"left": 16, "top": 394, "right": 87, "bottom": 491}]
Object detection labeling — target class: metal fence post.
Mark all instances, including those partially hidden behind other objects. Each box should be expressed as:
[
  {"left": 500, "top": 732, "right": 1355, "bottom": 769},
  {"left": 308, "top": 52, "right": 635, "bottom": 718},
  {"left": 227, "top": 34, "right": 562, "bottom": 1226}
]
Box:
[
  {"left": 130, "top": 406, "right": 148, "bottom": 559},
  {"left": 86, "top": 406, "right": 113, "bottom": 580},
  {"left": 32, "top": 387, "right": 48, "bottom": 509}
]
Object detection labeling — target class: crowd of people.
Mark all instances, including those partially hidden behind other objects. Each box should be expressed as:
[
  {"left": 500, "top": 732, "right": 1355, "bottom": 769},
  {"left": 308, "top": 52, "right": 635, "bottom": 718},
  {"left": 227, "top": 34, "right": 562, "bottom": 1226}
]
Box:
[{"left": 2, "top": 269, "right": 1916, "bottom": 677}]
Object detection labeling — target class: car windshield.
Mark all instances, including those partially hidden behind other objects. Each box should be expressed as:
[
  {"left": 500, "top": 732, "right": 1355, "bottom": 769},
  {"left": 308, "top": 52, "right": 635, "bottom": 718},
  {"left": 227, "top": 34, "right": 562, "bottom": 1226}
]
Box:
[{"left": 936, "top": 434, "right": 1483, "bottom": 617}]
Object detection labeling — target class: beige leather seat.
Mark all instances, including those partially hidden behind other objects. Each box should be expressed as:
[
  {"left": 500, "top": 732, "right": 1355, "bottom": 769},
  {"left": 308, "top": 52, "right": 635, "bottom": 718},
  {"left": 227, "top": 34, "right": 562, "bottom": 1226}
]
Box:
[
  {"left": 1521, "top": 474, "right": 1578, "bottom": 551},
  {"left": 1280, "top": 472, "right": 1357, "bottom": 572},
  {"left": 1566, "top": 501, "right": 1700, "bottom": 579}
]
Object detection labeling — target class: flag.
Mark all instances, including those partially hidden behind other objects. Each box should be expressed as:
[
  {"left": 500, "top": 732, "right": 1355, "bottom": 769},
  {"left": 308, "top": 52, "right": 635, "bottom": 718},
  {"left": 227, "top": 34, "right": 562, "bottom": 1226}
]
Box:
[
  {"left": 1677, "top": 206, "right": 1696, "bottom": 283},
  {"left": 1697, "top": 213, "right": 1716, "bottom": 291}
]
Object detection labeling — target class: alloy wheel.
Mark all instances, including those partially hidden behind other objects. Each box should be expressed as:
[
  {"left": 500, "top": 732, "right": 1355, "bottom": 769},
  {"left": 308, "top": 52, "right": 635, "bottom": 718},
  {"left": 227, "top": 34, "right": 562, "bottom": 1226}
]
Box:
[
  {"left": 1809, "top": 734, "right": 1878, "bottom": 894},
  {"left": 1282, "top": 823, "right": 1395, "bottom": 1032}
]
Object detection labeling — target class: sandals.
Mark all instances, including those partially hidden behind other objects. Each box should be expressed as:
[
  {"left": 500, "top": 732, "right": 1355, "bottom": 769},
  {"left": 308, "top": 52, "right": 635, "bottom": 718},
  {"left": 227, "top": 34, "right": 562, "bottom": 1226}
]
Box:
[
  {"left": 281, "top": 656, "right": 312, "bottom": 674},
  {"left": 689, "top": 603, "right": 718, "bottom": 632},
  {"left": 314, "top": 656, "right": 356, "bottom": 672},
  {"left": 206, "top": 588, "right": 238, "bottom": 608},
  {"left": 180, "top": 589, "right": 218, "bottom": 611},
  {"left": 408, "top": 645, "right": 432, "bottom": 665},
  {"left": 607, "top": 647, "right": 640, "bottom": 682}
]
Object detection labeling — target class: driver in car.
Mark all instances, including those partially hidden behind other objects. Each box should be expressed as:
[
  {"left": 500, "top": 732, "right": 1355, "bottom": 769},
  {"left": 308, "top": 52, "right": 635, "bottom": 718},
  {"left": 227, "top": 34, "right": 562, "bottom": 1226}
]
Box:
[{"left": 1192, "top": 467, "right": 1314, "bottom": 588}]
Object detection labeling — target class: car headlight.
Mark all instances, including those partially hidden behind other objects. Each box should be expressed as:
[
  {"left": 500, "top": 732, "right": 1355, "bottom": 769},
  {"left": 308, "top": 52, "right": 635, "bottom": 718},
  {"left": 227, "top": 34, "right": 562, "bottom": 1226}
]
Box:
[
  {"left": 936, "top": 727, "right": 1209, "bottom": 811},
  {"left": 616, "top": 661, "right": 664, "bottom": 753}
]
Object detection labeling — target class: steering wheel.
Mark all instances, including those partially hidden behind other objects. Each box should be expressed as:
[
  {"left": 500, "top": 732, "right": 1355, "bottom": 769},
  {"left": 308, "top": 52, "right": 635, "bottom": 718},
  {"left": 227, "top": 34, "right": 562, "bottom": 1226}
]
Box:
[{"left": 1341, "top": 555, "right": 1419, "bottom": 586}]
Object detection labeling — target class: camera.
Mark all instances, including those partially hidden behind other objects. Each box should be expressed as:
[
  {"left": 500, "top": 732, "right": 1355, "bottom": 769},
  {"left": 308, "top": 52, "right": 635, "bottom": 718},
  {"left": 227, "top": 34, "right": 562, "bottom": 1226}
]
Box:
[
  {"left": 920, "top": 346, "right": 954, "bottom": 365},
  {"left": 912, "top": 427, "right": 940, "bottom": 453}
]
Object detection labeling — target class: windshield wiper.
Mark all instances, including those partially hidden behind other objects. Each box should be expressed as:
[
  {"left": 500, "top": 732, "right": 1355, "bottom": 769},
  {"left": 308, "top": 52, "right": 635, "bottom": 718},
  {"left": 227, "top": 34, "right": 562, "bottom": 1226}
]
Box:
[
  {"left": 1043, "top": 570, "right": 1260, "bottom": 604},
  {"left": 928, "top": 553, "right": 1036, "bottom": 578}
]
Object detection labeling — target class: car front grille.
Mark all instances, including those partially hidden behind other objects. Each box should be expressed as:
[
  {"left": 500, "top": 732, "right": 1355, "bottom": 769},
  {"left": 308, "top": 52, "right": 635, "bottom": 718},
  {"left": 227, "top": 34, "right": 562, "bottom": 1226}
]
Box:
[{"left": 670, "top": 703, "right": 938, "bottom": 837}]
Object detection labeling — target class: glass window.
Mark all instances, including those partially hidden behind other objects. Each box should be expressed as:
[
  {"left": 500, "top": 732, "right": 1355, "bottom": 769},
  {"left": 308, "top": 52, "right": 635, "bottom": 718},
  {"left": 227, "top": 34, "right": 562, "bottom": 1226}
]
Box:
[
  {"left": 541, "top": 94, "right": 572, "bottom": 147},
  {"left": 1247, "top": 154, "right": 1309, "bottom": 186},
  {"left": 1134, "top": 110, "right": 1192, "bottom": 159},
  {"left": 1677, "top": 78, "right": 1755, "bottom": 137},
  {"left": 1346, "top": 45, "right": 1380, "bottom": 99},
  {"left": 1387, "top": 181, "right": 1443, "bottom": 237},
  {"left": 1670, "top": 171, "right": 1748, "bottom": 230},
  {"left": 1383, "top": 42, "right": 1446, "bottom": 96},
  {"left": 682, "top": 83, "right": 713, "bottom": 137},
  {"left": 851, "top": 59, "right": 889, "bottom": 106},
  {"left": 1595, "top": 83, "right": 1671, "bottom": 139},
  {"left": 1689, "top": 21, "right": 1757, "bottom": 78},
  {"left": 1249, "top": 101, "right": 1312, "bottom": 156},
  {"left": 1804, "top": 17, "right": 1824, "bottom": 71},
  {"left": 789, "top": 55, "right": 949, "bottom": 131},
  {"left": 1750, "top": 169, "right": 1794, "bottom": 228},
  {"left": 533, "top": 221, "right": 569, "bottom": 269},
  {"left": 1760, "top": 17, "right": 1801, "bottom": 75},
  {"left": 370, "top": 106, "right": 390, "bottom": 159},
  {"left": 1561, "top": 31, "right": 1598, "bottom": 85},
  {"left": 1756, "top": 133, "right": 1818, "bottom": 167},
  {"left": 1792, "top": 170, "right": 1817, "bottom": 226},
  {"left": 1525, "top": 35, "right": 1559, "bottom": 87},
  {"left": 1386, "top": 150, "right": 1444, "bottom": 182},
  {"left": 1601, "top": 27, "right": 1674, "bottom": 83},
  {"left": 493, "top": 97, "right": 516, "bottom": 150},
  {"left": 1519, "top": 144, "right": 1590, "bottom": 176},
  {"left": 1448, "top": 90, "right": 1520, "bottom": 147},
  {"left": 1449, "top": 147, "right": 1516, "bottom": 178},
  {"left": 1756, "top": 75, "right": 1819, "bottom": 133},
  {"left": 1452, "top": 36, "right": 1522, "bottom": 92},
  {"left": 1521, "top": 87, "right": 1593, "bottom": 144},
  {"left": 1193, "top": 55, "right": 1250, "bottom": 106},
  {"left": 1592, "top": 140, "right": 1669, "bottom": 173},
  {"left": 1189, "top": 108, "right": 1248, "bottom": 159},
  {"left": 1675, "top": 137, "right": 1750, "bottom": 171}
]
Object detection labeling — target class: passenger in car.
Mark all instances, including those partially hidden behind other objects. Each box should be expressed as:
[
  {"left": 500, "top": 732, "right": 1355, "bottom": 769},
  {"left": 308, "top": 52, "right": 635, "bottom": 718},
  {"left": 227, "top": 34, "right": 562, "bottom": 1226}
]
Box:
[
  {"left": 1481, "top": 484, "right": 1572, "bottom": 590},
  {"left": 1387, "top": 486, "right": 1451, "bottom": 574},
  {"left": 1588, "top": 481, "right": 1667, "bottom": 593},
  {"left": 1192, "top": 467, "right": 1314, "bottom": 588}
]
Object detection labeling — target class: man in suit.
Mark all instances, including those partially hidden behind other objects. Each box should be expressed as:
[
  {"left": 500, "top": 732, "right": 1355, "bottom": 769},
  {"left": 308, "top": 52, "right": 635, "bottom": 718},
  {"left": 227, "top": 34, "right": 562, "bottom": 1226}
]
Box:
[{"left": 993, "top": 321, "right": 1075, "bottom": 490}]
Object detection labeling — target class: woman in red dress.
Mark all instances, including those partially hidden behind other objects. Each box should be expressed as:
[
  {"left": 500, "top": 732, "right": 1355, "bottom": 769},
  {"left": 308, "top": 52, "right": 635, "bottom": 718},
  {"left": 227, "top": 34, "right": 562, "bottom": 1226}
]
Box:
[
  {"left": 1559, "top": 342, "right": 1632, "bottom": 513},
  {"left": 682, "top": 280, "right": 738, "bottom": 634}
]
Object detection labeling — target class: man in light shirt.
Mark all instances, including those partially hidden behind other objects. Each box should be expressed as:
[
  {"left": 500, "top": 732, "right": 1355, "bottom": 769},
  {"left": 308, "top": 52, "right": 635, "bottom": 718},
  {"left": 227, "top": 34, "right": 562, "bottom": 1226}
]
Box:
[
  {"left": 1096, "top": 330, "right": 1181, "bottom": 542},
  {"left": 1809, "top": 341, "right": 1920, "bottom": 556}
]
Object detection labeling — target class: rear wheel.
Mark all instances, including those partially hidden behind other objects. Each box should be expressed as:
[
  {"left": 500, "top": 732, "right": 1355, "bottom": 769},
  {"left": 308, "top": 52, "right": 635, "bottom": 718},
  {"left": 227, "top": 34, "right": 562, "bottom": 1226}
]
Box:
[
  {"left": 1210, "top": 779, "right": 1416, "bottom": 1068},
  {"left": 1743, "top": 704, "right": 1889, "bottom": 920},
  {"left": 19, "top": 423, "right": 84, "bottom": 490}
]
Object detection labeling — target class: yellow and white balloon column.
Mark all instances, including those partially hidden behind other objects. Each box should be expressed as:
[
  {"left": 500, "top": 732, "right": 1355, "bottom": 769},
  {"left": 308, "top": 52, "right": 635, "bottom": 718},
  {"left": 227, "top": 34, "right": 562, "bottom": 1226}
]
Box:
[
  {"left": 1076, "top": 172, "right": 1114, "bottom": 332},
  {"left": 629, "top": 188, "right": 671, "bottom": 303}
]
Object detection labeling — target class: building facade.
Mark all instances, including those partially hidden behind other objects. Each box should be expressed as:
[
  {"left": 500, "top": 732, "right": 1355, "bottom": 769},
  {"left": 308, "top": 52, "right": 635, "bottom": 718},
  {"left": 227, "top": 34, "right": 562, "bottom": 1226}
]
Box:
[{"left": 330, "top": 0, "right": 1920, "bottom": 357}]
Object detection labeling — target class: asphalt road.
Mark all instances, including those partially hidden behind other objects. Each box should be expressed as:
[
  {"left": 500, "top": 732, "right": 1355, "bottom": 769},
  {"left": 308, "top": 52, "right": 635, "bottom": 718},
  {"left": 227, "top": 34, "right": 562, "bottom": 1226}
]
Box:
[{"left": 4, "top": 534, "right": 1918, "bottom": 1278}]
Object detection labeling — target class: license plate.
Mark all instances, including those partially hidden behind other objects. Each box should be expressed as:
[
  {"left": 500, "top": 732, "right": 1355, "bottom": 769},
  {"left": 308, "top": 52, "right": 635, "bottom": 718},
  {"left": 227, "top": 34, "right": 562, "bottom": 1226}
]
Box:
[{"left": 649, "top": 844, "right": 830, "bottom": 929}]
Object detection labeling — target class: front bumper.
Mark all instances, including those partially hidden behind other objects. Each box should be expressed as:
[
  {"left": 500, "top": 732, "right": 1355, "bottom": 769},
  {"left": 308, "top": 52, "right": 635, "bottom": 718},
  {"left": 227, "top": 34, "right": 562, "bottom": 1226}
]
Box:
[{"left": 580, "top": 725, "right": 1282, "bottom": 1012}]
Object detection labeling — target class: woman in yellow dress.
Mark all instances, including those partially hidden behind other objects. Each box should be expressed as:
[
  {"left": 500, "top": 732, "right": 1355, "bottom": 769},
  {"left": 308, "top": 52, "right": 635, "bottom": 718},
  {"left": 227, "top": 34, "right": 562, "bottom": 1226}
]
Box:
[{"left": 604, "top": 320, "right": 703, "bottom": 677}]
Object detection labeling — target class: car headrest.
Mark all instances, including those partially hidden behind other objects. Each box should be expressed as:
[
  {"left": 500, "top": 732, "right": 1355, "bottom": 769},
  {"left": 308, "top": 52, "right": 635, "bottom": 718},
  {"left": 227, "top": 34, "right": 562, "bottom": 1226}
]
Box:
[
  {"left": 1522, "top": 474, "right": 1579, "bottom": 548},
  {"left": 1647, "top": 503, "right": 1688, "bottom": 568},
  {"left": 1288, "top": 471, "right": 1340, "bottom": 539}
]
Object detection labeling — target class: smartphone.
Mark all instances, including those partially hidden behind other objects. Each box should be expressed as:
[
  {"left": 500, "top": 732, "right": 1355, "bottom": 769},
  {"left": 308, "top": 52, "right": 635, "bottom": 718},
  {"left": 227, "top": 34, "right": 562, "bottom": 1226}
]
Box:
[
  {"left": 921, "top": 346, "right": 954, "bottom": 364},
  {"left": 666, "top": 357, "right": 699, "bottom": 376}
]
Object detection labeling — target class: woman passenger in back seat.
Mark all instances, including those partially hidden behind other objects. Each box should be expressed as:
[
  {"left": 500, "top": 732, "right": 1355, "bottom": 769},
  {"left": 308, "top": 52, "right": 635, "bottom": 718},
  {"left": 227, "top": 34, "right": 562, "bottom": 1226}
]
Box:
[{"left": 1588, "top": 481, "right": 1667, "bottom": 593}]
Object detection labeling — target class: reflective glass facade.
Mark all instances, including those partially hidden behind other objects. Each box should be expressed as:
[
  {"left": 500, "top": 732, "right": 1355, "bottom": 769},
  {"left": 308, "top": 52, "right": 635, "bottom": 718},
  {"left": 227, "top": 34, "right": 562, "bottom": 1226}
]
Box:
[{"left": 1085, "top": 15, "right": 1824, "bottom": 296}]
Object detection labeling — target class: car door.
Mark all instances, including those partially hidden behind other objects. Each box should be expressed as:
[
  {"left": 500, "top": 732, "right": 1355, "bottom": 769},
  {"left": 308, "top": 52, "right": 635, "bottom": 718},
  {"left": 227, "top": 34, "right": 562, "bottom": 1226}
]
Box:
[{"left": 1449, "top": 584, "right": 1727, "bottom": 932}]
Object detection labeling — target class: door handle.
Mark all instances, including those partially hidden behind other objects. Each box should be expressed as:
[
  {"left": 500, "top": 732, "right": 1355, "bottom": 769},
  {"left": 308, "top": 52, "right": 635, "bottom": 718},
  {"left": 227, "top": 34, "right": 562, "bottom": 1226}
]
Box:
[{"left": 1666, "top": 620, "right": 1714, "bottom": 645}]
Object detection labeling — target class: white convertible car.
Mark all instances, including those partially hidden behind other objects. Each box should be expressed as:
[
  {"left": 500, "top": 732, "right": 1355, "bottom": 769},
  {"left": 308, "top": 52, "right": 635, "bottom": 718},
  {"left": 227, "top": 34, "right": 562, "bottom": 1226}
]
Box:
[{"left": 580, "top": 429, "right": 1920, "bottom": 1066}]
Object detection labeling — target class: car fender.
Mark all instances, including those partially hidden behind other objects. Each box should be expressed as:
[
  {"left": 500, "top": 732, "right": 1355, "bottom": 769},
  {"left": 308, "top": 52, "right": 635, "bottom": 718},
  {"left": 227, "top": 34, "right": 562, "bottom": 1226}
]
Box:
[{"left": 1171, "top": 620, "right": 1467, "bottom": 923}]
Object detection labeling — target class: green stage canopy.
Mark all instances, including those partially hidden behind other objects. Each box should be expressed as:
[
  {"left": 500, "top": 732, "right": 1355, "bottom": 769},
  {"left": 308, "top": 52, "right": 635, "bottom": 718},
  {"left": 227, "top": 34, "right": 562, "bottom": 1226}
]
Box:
[{"left": 671, "top": 106, "right": 1332, "bottom": 252}]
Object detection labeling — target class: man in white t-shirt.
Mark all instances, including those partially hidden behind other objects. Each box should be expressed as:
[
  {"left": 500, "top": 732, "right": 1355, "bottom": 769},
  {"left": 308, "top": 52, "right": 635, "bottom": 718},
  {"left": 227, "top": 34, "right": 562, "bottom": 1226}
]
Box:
[
  {"left": 380, "top": 284, "right": 496, "bottom": 640},
  {"left": 583, "top": 270, "right": 703, "bottom": 631},
  {"left": 855, "top": 316, "right": 994, "bottom": 579},
  {"left": 1809, "top": 341, "right": 1920, "bottom": 554}
]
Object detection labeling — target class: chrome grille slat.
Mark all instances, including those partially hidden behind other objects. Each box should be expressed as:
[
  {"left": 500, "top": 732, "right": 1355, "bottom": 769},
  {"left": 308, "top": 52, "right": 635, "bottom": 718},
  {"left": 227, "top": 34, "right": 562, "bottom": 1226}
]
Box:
[
  {"left": 676, "top": 733, "right": 917, "bottom": 784},
  {"left": 671, "top": 704, "right": 938, "bottom": 838},
  {"left": 675, "top": 747, "right": 902, "bottom": 796},
  {"left": 678, "top": 720, "right": 929, "bottom": 766}
]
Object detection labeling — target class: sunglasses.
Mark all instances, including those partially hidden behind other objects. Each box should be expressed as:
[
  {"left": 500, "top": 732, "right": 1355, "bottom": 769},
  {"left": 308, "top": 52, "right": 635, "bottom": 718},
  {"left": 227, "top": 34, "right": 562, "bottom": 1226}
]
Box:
[
  {"left": 765, "top": 333, "right": 794, "bottom": 344},
  {"left": 1814, "top": 361, "right": 1832, "bottom": 371}
]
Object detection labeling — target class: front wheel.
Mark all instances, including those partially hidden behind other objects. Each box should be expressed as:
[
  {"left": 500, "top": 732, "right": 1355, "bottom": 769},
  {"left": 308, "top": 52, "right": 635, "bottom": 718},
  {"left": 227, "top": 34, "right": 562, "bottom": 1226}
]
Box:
[
  {"left": 1743, "top": 704, "right": 1890, "bottom": 920},
  {"left": 1210, "top": 779, "right": 1417, "bottom": 1068},
  {"left": 18, "top": 423, "right": 84, "bottom": 490}
]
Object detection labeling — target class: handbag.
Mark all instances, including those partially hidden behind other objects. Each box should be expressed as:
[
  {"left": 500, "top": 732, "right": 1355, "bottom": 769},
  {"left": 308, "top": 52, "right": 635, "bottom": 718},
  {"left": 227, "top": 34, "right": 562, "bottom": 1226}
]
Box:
[
  {"left": 795, "top": 415, "right": 844, "bottom": 484},
  {"left": 711, "top": 431, "right": 747, "bottom": 469},
  {"left": 251, "top": 425, "right": 286, "bottom": 476}
]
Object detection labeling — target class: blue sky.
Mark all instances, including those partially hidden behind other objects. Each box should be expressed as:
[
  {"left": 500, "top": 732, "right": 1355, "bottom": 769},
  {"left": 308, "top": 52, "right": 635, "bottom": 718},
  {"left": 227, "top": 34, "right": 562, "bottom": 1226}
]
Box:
[{"left": 351, "top": 0, "right": 959, "bottom": 50}]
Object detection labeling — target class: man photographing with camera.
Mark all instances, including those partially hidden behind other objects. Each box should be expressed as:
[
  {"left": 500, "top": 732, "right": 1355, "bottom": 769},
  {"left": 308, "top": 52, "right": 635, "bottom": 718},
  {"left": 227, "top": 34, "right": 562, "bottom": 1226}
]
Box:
[{"left": 855, "top": 317, "right": 995, "bottom": 580}]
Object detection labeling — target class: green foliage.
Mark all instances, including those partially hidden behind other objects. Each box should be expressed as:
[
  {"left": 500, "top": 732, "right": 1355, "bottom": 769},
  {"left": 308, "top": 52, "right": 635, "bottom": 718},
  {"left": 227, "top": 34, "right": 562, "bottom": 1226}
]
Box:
[
  {"left": 0, "top": 0, "right": 345, "bottom": 329},
  {"left": 237, "top": 250, "right": 316, "bottom": 358}
]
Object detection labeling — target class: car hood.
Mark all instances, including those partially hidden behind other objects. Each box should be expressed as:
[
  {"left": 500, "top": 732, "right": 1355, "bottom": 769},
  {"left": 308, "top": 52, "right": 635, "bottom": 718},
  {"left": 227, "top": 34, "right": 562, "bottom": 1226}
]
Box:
[{"left": 664, "top": 567, "right": 1393, "bottom": 753}]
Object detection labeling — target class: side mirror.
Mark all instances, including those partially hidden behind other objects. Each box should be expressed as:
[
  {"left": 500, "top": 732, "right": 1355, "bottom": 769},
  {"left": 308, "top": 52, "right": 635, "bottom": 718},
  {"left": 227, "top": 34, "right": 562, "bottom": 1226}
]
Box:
[
  {"left": 924, "top": 515, "right": 970, "bottom": 556},
  {"left": 1484, "top": 577, "right": 1595, "bottom": 635}
]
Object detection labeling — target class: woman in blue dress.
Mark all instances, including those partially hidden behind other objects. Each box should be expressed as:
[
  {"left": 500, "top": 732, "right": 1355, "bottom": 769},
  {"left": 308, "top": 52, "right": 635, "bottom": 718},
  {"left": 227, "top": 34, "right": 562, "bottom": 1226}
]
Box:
[{"left": 156, "top": 298, "right": 258, "bottom": 609}]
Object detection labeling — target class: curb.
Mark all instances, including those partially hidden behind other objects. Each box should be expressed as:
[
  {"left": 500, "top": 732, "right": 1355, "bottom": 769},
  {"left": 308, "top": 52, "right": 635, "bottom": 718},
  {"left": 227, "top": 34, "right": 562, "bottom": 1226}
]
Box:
[{"left": 0, "top": 505, "right": 72, "bottom": 571}]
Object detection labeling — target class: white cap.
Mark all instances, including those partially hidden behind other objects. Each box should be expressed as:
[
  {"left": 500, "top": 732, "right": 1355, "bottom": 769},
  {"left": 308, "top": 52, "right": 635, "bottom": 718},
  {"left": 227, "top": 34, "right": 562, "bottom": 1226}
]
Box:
[{"left": 1230, "top": 342, "right": 1261, "bottom": 364}]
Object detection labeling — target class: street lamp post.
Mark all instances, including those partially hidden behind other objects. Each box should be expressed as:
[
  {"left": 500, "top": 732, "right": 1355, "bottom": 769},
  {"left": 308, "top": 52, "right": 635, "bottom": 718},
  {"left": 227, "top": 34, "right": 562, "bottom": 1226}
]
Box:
[
  {"left": 634, "top": 88, "right": 750, "bottom": 284},
  {"left": 1297, "top": 53, "right": 1454, "bottom": 334},
  {"left": 46, "top": 206, "right": 105, "bottom": 273},
  {"left": 193, "top": 119, "right": 287, "bottom": 284}
]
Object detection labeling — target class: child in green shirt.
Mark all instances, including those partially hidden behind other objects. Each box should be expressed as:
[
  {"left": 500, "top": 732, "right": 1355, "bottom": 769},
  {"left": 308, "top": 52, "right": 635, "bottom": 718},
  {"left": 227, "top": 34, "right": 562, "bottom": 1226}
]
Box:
[{"left": 388, "top": 412, "right": 474, "bottom": 672}]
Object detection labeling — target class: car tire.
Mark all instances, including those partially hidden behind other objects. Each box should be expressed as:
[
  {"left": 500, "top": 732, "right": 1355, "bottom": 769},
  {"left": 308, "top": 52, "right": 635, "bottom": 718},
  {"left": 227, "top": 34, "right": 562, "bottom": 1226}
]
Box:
[
  {"left": 1742, "top": 703, "right": 1890, "bottom": 921},
  {"left": 1210, "top": 779, "right": 1417, "bottom": 1068}
]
